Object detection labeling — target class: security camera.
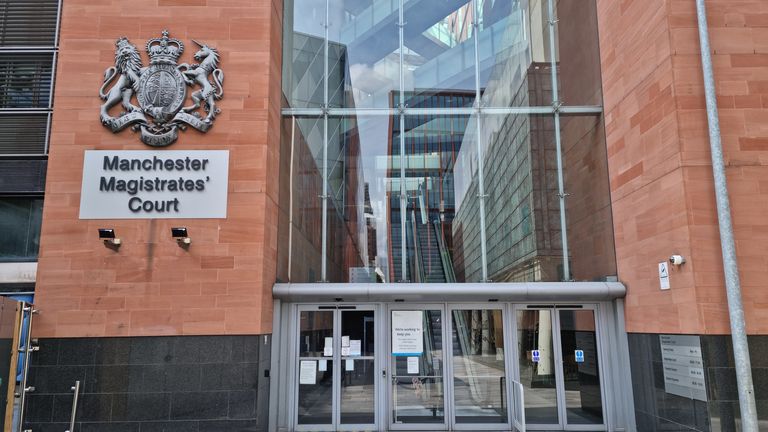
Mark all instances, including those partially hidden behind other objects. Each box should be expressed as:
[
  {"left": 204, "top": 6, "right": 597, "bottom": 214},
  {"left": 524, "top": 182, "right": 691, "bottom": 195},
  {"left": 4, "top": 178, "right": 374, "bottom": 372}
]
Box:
[
  {"left": 171, "top": 227, "right": 191, "bottom": 247},
  {"left": 669, "top": 255, "right": 686, "bottom": 266}
]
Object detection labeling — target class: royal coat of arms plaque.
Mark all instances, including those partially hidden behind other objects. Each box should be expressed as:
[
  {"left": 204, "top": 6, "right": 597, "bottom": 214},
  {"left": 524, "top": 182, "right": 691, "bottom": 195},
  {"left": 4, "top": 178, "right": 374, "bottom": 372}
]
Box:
[{"left": 98, "top": 30, "right": 224, "bottom": 147}]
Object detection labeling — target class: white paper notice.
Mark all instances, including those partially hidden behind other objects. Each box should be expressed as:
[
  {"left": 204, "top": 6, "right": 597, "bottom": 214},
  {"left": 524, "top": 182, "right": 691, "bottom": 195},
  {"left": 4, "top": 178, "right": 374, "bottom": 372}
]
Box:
[
  {"left": 299, "top": 360, "right": 317, "bottom": 384},
  {"left": 392, "top": 310, "right": 424, "bottom": 355},
  {"left": 345, "top": 359, "right": 354, "bottom": 371},
  {"left": 407, "top": 357, "right": 419, "bottom": 374},
  {"left": 324, "top": 337, "right": 333, "bottom": 348},
  {"left": 350, "top": 340, "right": 362, "bottom": 356},
  {"left": 318, "top": 359, "right": 328, "bottom": 371},
  {"left": 341, "top": 347, "right": 351, "bottom": 356},
  {"left": 323, "top": 346, "right": 333, "bottom": 357},
  {"left": 342, "top": 336, "right": 350, "bottom": 347}
]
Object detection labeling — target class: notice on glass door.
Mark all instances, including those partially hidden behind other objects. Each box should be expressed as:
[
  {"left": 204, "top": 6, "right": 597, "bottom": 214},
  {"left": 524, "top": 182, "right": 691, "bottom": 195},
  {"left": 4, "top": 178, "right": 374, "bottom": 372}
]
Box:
[
  {"left": 392, "top": 310, "right": 423, "bottom": 356},
  {"left": 407, "top": 357, "right": 419, "bottom": 374},
  {"left": 350, "top": 340, "right": 361, "bottom": 356},
  {"left": 299, "top": 360, "right": 317, "bottom": 385}
]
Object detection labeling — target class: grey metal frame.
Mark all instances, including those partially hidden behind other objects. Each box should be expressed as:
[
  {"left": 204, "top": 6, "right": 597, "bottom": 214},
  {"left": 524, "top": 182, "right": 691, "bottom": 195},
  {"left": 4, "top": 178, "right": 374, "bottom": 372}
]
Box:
[
  {"left": 271, "top": 284, "right": 635, "bottom": 432},
  {"left": 292, "top": 304, "right": 381, "bottom": 432},
  {"left": 509, "top": 304, "right": 610, "bottom": 432},
  {"left": 281, "top": 0, "right": 604, "bottom": 283},
  {"left": 386, "top": 303, "right": 450, "bottom": 431},
  {"left": 447, "top": 303, "right": 512, "bottom": 431}
]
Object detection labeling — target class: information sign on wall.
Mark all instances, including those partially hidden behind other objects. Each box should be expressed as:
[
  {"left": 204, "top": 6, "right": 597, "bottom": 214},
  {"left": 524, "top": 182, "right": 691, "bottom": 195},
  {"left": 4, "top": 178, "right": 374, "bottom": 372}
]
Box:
[
  {"left": 660, "top": 334, "right": 707, "bottom": 402},
  {"left": 79, "top": 150, "right": 229, "bottom": 219},
  {"left": 391, "top": 310, "right": 423, "bottom": 356}
]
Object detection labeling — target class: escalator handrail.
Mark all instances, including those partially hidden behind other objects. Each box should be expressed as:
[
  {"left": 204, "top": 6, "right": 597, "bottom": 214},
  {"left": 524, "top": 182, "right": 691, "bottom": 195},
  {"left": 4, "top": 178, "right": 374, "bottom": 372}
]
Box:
[{"left": 432, "top": 220, "right": 456, "bottom": 283}]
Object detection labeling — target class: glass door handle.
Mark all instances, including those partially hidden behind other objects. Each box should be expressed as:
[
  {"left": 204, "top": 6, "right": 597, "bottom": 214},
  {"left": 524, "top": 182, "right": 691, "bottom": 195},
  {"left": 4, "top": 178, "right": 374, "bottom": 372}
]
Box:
[{"left": 381, "top": 369, "right": 387, "bottom": 378}]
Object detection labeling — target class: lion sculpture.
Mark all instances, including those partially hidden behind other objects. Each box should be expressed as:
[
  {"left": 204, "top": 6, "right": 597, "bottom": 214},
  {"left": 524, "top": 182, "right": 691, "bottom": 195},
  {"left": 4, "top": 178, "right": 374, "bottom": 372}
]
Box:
[{"left": 99, "top": 37, "right": 145, "bottom": 127}]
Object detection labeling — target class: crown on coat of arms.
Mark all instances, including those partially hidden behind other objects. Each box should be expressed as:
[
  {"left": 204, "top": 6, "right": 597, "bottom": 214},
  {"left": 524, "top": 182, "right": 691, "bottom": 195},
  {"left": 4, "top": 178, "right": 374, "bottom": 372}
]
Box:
[{"left": 145, "top": 30, "right": 184, "bottom": 64}]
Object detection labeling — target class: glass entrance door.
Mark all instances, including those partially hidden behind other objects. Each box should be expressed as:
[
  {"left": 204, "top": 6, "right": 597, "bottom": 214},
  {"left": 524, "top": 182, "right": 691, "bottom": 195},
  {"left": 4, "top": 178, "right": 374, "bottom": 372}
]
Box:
[
  {"left": 296, "top": 306, "right": 377, "bottom": 431},
  {"left": 515, "top": 306, "right": 606, "bottom": 430},
  {"left": 449, "top": 306, "right": 510, "bottom": 429},
  {"left": 388, "top": 307, "right": 448, "bottom": 430}
]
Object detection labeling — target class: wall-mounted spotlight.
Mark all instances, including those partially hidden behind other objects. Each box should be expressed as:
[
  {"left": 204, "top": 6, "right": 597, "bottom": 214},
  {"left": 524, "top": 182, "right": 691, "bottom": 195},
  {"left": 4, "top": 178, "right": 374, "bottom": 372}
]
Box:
[
  {"left": 171, "top": 227, "right": 191, "bottom": 248},
  {"left": 98, "top": 229, "right": 121, "bottom": 248}
]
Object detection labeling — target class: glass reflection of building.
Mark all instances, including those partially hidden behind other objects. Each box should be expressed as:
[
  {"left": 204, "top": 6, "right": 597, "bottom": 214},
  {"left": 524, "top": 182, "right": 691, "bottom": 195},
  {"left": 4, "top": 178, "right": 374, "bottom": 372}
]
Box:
[
  {"left": 388, "top": 91, "right": 474, "bottom": 283},
  {"left": 279, "top": 0, "right": 617, "bottom": 284}
]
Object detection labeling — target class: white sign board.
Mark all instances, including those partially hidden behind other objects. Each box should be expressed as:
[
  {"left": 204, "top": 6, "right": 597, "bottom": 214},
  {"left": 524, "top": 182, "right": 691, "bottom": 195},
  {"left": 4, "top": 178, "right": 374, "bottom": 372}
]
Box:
[
  {"left": 391, "top": 310, "right": 423, "bottom": 356},
  {"left": 660, "top": 334, "right": 707, "bottom": 402},
  {"left": 79, "top": 150, "right": 229, "bottom": 219},
  {"left": 658, "top": 262, "right": 670, "bottom": 290}
]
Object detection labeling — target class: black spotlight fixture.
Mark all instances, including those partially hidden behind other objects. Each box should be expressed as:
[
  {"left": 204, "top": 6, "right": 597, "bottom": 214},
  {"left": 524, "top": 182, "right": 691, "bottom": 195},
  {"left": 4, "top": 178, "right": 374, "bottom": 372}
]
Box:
[
  {"left": 171, "top": 227, "right": 191, "bottom": 247},
  {"left": 98, "top": 228, "right": 121, "bottom": 248}
]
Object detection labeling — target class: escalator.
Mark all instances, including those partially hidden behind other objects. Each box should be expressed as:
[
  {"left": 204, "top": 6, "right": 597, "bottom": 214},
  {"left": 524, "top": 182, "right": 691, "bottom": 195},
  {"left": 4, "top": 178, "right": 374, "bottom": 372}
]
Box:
[{"left": 409, "top": 210, "right": 456, "bottom": 283}]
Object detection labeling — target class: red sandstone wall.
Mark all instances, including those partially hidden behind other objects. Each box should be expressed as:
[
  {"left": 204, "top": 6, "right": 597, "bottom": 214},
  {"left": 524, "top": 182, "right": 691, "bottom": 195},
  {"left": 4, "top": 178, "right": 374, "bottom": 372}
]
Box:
[
  {"left": 34, "top": 0, "right": 283, "bottom": 337},
  {"left": 597, "top": 0, "right": 768, "bottom": 334}
]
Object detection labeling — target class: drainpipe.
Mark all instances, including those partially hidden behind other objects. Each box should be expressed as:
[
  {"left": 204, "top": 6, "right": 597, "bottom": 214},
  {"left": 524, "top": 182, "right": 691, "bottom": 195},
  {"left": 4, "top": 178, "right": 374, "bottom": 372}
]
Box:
[{"left": 695, "top": 1, "right": 758, "bottom": 430}]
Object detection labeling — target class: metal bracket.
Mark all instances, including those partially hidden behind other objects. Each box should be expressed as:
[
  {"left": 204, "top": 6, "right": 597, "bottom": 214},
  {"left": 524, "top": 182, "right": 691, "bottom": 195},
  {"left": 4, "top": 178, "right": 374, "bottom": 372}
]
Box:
[{"left": 552, "top": 100, "right": 563, "bottom": 113}]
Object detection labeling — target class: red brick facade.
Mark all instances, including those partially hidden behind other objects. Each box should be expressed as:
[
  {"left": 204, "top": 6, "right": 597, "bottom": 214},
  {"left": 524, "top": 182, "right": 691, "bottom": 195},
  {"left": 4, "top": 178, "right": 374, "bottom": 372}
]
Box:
[
  {"left": 597, "top": 0, "right": 768, "bottom": 334},
  {"left": 33, "top": 0, "right": 283, "bottom": 337}
]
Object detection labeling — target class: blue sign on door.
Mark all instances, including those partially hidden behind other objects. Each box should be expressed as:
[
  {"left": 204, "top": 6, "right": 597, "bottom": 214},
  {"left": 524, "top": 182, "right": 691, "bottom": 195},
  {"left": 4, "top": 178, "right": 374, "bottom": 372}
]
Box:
[
  {"left": 575, "top": 349, "right": 585, "bottom": 363},
  {"left": 532, "top": 350, "right": 540, "bottom": 363}
]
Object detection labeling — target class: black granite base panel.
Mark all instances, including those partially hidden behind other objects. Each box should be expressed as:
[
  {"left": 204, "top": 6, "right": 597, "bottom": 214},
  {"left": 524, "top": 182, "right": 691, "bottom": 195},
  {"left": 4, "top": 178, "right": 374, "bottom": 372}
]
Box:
[
  {"left": 23, "top": 335, "right": 271, "bottom": 432},
  {"left": 628, "top": 333, "right": 768, "bottom": 432}
]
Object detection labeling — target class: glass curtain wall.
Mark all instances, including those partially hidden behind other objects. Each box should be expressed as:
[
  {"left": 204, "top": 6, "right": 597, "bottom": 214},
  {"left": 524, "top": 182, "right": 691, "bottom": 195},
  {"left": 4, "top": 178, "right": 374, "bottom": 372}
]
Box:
[{"left": 279, "top": 0, "right": 616, "bottom": 283}]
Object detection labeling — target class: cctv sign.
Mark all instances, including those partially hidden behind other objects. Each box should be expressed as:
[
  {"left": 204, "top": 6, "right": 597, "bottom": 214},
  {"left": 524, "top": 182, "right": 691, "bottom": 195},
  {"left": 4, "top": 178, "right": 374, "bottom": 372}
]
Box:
[{"left": 79, "top": 150, "right": 229, "bottom": 219}]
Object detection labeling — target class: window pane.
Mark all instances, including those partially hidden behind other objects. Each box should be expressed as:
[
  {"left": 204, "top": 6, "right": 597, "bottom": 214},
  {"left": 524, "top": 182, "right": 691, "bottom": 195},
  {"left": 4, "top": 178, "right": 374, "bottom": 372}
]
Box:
[
  {"left": 402, "top": 0, "right": 476, "bottom": 107},
  {"left": 471, "top": 113, "right": 565, "bottom": 282},
  {"left": 561, "top": 114, "right": 616, "bottom": 281},
  {"left": 0, "top": 0, "right": 59, "bottom": 47},
  {"left": 391, "top": 310, "right": 445, "bottom": 424},
  {"left": 451, "top": 309, "right": 507, "bottom": 423},
  {"left": 0, "top": 198, "right": 43, "bottom": 260},
  {"left": 283, "top": 0, "right": 327, "bottom": 108},
  {"left": 297, "top": 311, "right": 334, "bottom": 424},
  {"left": 277, "top": 116, "right": 324, "bottom": 282},
  {"left": 478, "top": 0, "right": 555, "bottom": 108},
  {"left": 517, "top": 309, "right": 558, "bottom": 424},
  {"left": 0, "top": 53, "right": 54, "bottom": 109},
  {"left": 555, "top": 0, "right": 603, "bottom": 106},
  {"left": 322, "top": 114, "right": 476, "bottom": 282},
  {"left": 559, "top": 309, "right": 604, "bottom": 424},
  {"left": 328, "top": 0, "right": 400, "bottom": 109},
  {"left": 0, "top": 114, "right": 48, "bottom": 155},
  {"left": 450, "top": 114, "right": 483, "bottom": 282}
]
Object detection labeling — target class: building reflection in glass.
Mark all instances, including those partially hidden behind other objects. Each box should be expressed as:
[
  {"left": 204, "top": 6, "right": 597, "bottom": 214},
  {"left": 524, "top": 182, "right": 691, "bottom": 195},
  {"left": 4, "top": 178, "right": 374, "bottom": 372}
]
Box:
[{"left": 279, "top": 0, "right": 616, "bottom": 283}]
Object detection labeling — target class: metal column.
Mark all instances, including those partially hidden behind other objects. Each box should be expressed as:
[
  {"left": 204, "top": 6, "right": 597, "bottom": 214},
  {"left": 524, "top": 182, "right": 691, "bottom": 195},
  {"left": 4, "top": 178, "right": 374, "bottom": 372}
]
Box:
[{"left": 695, "top": 1, "right": 758, "bottom": 430}]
